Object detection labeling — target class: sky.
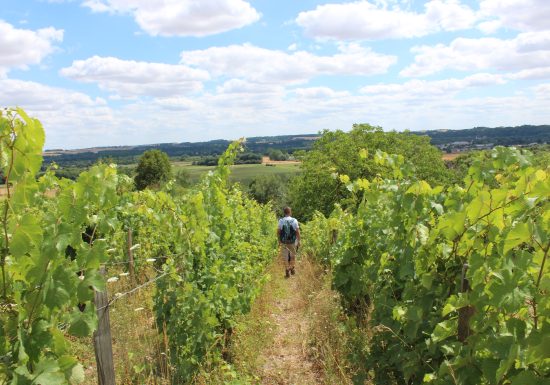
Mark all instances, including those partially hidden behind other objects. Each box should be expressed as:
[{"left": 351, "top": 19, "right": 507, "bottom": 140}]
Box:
[{"left": 1, "top": 0, "right": 549, "bottom": 149}]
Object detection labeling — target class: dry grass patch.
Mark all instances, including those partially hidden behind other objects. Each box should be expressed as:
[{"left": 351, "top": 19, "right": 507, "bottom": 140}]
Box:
[{"left": 297, "top": 255, "right": 357, "bottom": 385}]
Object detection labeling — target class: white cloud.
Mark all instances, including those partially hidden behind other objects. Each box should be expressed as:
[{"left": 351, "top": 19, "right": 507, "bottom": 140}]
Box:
[
  {"left": 284, "top": 86, "right": 550, "bottom": 134},
  {"left": 0, "top": 78, "right": 116, "bottom": 148},
  {"left": 293, "top": 86, "right": 350, "bottom": 99},
  {"left": 533, "top": 83, "right": 550, "bottom": 99},
  {"left": 4, "top": 75, "right": 548, "bottom": 149},
  {"left": 180, "top": 43, "right": 397, "bottom": 84},
  {"left": 360, "top": 73, "right": 506, "bottom": 100},
  {"left": 81, "top": 0, "right": 260, "bottom": 37},
  {"left": 515, "top": 31, "right": 550, "bottom": 52},
  {"left": 510, "top": 67, "right": 550, "bottom": 80},
  {"left": 424, "top": 0, "right": 476, "bottom": 31},
  {"left": 216, "top": 79, "right": 284, "bottom": 95},
  {"left": 401, "top": 31, "right": 550, "bottom": 77},
  {"left": 152, "top": 97, "right": 200, "bottom": 111},
  {"left": 0, "top": 78, "right": 103, "bottom": 108},
  {"left": 0, "top": 20, "right": 63, "bottom": 75},
  {"left": 60, "top": 56, "right": 210, "bottom": 98},
  {"left": 295, "top": 0, "right": 476, "bottom": 40},
  {"left": 478, "top": 0, "right": 550, "bottom": 32}
]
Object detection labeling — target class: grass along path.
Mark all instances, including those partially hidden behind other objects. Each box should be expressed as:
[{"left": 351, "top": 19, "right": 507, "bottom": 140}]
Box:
[
  {"left": 255, "top": 259, "right": 320, "bottom": 385},
  {"left": 198, "top": 254, "right": 354, "bottom": 385}
]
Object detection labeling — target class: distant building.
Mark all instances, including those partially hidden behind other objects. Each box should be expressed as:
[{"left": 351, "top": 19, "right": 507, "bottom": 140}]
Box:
[{"left": 450, "top": 141, "right": 471, "bottom": 146}]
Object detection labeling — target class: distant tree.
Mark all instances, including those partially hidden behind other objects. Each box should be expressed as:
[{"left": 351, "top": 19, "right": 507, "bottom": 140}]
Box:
[
  {"left": 193, "top": 156, "right": 219, "bottom": 166},
  {"left": 135, "top": 149, "right": 172, "bottom": 190},
  {"left": 54, "top": 167, "right": 81, "bottom": 180},
  {"left": 236, "top": 152, "right": 262, "bottom": 164},
  {"left": 267, "top": 149, "right": 289, "bottom": 161},
  {"left": 118, "top": 165, "right": 135, "bottom": 178},
  {"left": 248, "top": 174, "right": 288, "bottom": 210}
]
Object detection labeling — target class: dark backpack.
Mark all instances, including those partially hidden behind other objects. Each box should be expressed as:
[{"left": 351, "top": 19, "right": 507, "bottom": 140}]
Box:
[{"left": 280, "top": 218, "right": 297, "bottom": 244}]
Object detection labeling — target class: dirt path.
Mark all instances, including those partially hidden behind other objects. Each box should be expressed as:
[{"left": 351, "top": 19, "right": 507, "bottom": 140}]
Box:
[
  {"left": 254, "top": 260, "right": 323, "bottom": 385},
  {"left": 223, "top": 256, "right": 352, "bottom": 385}
]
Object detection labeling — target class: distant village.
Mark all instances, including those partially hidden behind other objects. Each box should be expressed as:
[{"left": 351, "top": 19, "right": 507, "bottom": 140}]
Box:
[{"left": 437, "top": 140, "right": 545, "bottom": 153}]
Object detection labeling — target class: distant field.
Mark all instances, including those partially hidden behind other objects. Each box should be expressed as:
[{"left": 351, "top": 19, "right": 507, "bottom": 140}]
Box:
[
  {"left": 176, "top": 163, "right": 302, "bottom": 185},
  {"left": 441, "top": 152, "right": 464, "bottom": 161}
]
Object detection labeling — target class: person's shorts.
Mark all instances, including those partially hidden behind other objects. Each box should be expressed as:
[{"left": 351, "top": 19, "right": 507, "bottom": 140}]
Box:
[{"left": 280, "top": 243, "right": 296, "bottom": 262}]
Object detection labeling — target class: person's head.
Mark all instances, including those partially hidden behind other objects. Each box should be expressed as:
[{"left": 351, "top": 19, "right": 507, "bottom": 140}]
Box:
[{"left": 283, "top": 206, "right": 292, "bottom": 216}]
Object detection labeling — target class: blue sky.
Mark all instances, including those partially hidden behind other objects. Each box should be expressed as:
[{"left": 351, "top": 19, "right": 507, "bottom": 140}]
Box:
[{"left": 1, "top": 0, "right": 549, "bottom": 149}]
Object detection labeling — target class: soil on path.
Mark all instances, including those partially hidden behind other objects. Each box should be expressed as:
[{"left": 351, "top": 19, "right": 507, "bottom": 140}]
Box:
[{"left": 254, "top": 260, "right": 323, "bottom": 385}]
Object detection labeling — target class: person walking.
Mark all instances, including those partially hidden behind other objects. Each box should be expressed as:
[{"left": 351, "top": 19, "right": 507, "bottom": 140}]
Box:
[{"left": 277, "top": 206, "right": 301, "bottom": 278}]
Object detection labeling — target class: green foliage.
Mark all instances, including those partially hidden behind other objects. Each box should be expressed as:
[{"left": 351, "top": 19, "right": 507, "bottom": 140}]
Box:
[
  {"left": 247, "top": 174, "right": 288, "bottom": 211},
  {"left": 531, "top": 144, "right": 550, "bottom": 169},
  {"left": 445, "top": 152, "right": 479, "bottom": 184},
  {"left": 175, "top": 168, "right": 191, "bottom": 188},
  {"left": 134, "top": 149, "right": 172, "bottom": 190},
  {"left": 267, "top": 149, "right": 288, "bottom": 161},
  {"left": 193, "top": 152, "right": 262, "bottom": 166},
  {"left": 290, "top": 124, "right": 451, "bottom": 220},
  {"left": 0, "top": 110, "right": 276, "bottom": 384},
  {"left": 303, "top": 147, "right": 550, "bottom": 385},
  {"left": 236, "top": 152, "right": 262, "bottom": 164},
  {"left": 0, "top": 108, "right": 120, "bottom": 384},
  {"left": 153, "top": 140, "right": 277, "bottom": 382}
]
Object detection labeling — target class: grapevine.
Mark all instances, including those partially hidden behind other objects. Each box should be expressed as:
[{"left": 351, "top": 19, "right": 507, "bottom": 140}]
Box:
[
  {"left": 0, "top": 109, "right": 276, "bottom": 384},
  {"left": 303, "top": 148, "right": 550, "bottom": 385}
]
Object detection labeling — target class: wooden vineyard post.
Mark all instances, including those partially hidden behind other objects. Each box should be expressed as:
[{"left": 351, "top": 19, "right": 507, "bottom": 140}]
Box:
[
  {"left": 458, "top": 263, "right": 475, "bottom": 343},
  {"left": 127, "top": 228, "right": 135, "bottom": 283},
  {"left": 93, "top": 267, "right": 116, "bottom": 385}
]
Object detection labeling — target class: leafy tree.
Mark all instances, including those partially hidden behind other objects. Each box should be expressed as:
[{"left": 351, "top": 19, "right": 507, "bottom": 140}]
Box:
[
  {"left": 193, "top": 155, "right": 219, "bottom": 166},
  {"left": 134, "top": 149, "right": 172, "bottom": 190},
  {"left": 194, "top": 152, "right": 262, "bottom": 166},
  {"left": 118, "top": 165, "right": 135, "bottom": 178},
  {"left": 267, "top": 149, "right": 289, "bottom": 161},
  {"left": 290, "top": 124, "right": 451, "bottom": 220},
  {"left": 248, "top": 174, "right": 288, "bottom": 210},
  {"left": 237, "top": 152, "right": 262, "bottom": 164}
]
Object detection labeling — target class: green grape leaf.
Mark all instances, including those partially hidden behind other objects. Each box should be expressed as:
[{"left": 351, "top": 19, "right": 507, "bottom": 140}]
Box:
[
  {"left": 68, "top": 308, "right": 97, "bottom": 337},
  {"left": 58, "top": 356, "right": 85, "bottom": 384},
  {"left": 510, "top": 371, "right": 543, "bottom": 385},
  {"left": 31, "top": 357, "right": 65, "bottom": 385},
  {"left": 503, "top": 222, "right": 530, "bottom": 255},
  {"left": 432, "top": 320, "right": 457, "bottom": 343},
  {"left": 77, "top": 271, "right": 105, "bottom": 302},
  {"left": 10, "top": 213, "right": 43, "bottom": 258}
]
